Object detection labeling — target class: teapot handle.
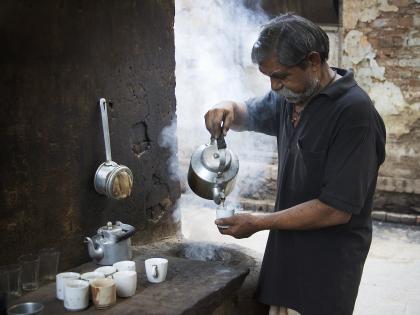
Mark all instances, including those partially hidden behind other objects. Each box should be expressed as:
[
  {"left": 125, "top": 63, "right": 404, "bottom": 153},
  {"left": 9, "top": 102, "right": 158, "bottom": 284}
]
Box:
[
  {"left": 116, "top": 228, "right": 136, "bottom": 242},
  {"left": 216, "top": 135, "right": 227, "bottom": 150},
  {"left": 115, "top": 221, "right": 136, "bottom": 242},
  {"left": 216, "top": 136, "right": 227, "bottom": 176}
]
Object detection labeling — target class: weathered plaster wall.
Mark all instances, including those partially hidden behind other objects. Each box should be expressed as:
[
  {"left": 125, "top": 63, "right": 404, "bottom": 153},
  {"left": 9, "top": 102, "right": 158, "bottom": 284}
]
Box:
[
  {"left": 342, "top": 0, "right": 420, "bottom": 212},
  {"left": 0, "top": 0, "right": 180, "bottom": 270}
]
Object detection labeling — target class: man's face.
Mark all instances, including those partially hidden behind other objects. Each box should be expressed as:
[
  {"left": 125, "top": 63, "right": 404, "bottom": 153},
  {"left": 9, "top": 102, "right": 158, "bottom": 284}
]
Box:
[{"left": 258, "top": 54, "right": 320, "bottom": 103}]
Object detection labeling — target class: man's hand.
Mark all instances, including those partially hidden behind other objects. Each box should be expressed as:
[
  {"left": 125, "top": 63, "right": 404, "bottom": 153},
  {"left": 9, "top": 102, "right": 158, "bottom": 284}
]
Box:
[
  {"left": 204, "top": 101, "right": 236, "bottom": 139},
  {"left": 214, "top": 200, "right": 351, "bottom": 238},
  {"left": 204, "top": 101, "right": 248, "bottom": 138},
  {"left": 215, "top": 213, "right": 261, "bottom": 239}
]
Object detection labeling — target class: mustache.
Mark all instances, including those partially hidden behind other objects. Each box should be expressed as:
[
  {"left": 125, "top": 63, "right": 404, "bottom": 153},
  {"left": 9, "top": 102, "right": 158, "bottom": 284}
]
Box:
[{"left": 275, "top": 78, "right": 319, "bottom": 103}]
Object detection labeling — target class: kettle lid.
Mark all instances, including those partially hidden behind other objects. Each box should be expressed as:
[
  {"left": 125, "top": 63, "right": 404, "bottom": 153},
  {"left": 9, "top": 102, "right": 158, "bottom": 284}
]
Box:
[
  {"left": 200, "top": 139, "right": 231, "bottom": 172},
  {"left": 97, "top": 221, "right": 135, "bottom": 242},
  {"left": 97, "top": 221, "right": 122, "bottom": 235}
]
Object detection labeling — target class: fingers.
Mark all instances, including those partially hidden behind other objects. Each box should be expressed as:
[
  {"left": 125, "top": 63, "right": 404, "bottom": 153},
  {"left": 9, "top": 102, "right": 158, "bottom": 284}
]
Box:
[
  {"left": 215, "top": 216, "right": 235, "bottom": 226},
  {"left": 212, "top": 110, "right": 224, "bottom": 139},
  {"left": 204, "top": 102, "right": 235, "bottom": 138},
  {"left": 215, "top": 217, "right": 236, "bottom": 236},
  {"left": 218, "top": 226, "right": 233, "bottom": 235},
  {"left": 222, "top": 111, "right": 234, "bottom": 136},
  {"left": 204, "top": 111, "right": 214, "bottom": 137},
  {"left": 205, "top": 109, "right": 224, "bottom": 138}
]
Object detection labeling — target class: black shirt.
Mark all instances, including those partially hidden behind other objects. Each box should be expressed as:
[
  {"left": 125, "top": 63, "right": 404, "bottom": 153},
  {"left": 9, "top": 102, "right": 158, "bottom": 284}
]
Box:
[{"left": 244, "top": 68, "right": 386, "bottom": 315}]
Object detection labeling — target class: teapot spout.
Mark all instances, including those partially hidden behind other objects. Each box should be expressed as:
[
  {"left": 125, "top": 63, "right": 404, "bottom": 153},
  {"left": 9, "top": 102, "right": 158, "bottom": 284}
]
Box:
[
  {"left": 212, "top": 186, "right": 225, "bottom": 205},
  {"left": 85, "top": 237, "right": 104, "bottom": 261}
]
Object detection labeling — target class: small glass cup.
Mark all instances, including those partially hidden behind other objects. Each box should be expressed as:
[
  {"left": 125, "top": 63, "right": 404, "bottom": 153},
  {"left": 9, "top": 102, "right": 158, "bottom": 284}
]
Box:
[
  {"left": 0, "top": 264, "right": 22, "bottom": 298},
  {"left": 39, "top": 248, "right": 60, "bottom": 281},
  {"left": 0, "top": 291, "right": 6, "bottom": 315},
  {"left": 18, "top": 254, "right": 40, "bottom": 291},
  {"left": 0, "top": 267, "right": 8, "bottom": 294}
]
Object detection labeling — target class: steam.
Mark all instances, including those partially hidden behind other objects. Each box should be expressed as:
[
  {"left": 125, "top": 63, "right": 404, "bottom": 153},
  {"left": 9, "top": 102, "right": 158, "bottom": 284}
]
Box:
[
  {"left": 158, "top": 0, "right": 276, "bottom": 233},
  {"left": 182, "top": 243, "right": 232, "bottom": 262},
  {"left": 158, "top": 120, "right": 180, "bottom": 183},
  {"left": 174, "top": 0, "right": 276, "bottom": 209}
]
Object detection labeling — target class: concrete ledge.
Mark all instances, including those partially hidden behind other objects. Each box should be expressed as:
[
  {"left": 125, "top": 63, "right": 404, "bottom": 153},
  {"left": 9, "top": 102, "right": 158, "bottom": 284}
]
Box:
[
  {"left": 372, "top": 211, "right": 420, "bottom": 225},
  {"left": 10, "top": 241, "right": 251, "bottom": 315},
  {"left": 239, "top": 198, "right": 275, "bottom": 212},
  {"left": 237, "top": 198, "right": 420, "bottom": 226}
]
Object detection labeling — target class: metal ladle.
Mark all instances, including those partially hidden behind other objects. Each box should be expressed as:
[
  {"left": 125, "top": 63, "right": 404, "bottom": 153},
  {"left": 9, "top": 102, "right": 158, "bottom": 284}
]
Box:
[{"left": 94, "top": 98, "right": 133, "bottom": 199}]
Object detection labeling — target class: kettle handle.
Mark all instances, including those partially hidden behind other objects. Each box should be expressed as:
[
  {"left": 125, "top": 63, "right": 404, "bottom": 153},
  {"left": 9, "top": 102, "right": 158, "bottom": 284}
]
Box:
[
  {"left": 116, "top": 228, "right": 136, "bottom": 242},
  {"left": 215, "top": 135, "right": 227, "bottom": 176},
  {"left": 216, "top": 135, "right": 227, "bottom": 150},
  {"left": 115, "top": 221, "right": 136, "bottom": 242}
]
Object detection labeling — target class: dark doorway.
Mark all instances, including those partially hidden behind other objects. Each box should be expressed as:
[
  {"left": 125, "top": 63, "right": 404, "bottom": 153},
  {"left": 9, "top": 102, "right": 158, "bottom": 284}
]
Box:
[{"left": 244, "top": 0, "right": 340, "bottom": 25}]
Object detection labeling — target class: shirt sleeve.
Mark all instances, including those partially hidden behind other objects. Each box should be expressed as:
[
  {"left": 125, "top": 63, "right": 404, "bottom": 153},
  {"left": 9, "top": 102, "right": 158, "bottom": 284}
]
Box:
[
  {"left": 318, "top": 106, "right": 382, "bottom": 215},
  {"left": 244, "top": 91, "right": 280, "bottom": 136}
]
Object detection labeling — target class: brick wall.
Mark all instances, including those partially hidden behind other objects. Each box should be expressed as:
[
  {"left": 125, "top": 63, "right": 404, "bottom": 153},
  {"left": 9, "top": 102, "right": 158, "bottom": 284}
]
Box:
[{"left": 342, "top": 0, "right": 420, "bottom": 213}]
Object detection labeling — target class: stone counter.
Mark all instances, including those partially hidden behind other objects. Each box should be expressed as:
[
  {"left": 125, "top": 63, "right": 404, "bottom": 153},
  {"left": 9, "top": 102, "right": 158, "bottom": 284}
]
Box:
[{"left": 11, "top": 241, "right": 251, "bottom": 315}]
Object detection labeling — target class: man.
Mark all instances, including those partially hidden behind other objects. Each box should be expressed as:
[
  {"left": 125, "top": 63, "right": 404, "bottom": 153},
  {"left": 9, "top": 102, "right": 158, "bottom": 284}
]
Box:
[{"left": 205, "top": 14, "right": 386, "bottom": 315}]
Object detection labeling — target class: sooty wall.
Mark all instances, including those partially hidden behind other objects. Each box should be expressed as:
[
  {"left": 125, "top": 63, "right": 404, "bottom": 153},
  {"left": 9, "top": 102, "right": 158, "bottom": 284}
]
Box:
[{"left": 0, "top": 0, "right": 180, "bottom": 270}]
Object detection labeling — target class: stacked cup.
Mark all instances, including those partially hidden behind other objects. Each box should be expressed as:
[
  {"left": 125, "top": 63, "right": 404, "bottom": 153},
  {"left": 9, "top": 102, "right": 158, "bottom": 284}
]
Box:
[
  {"left": 63, "top": 279, "right": 89, "bottom": 311},
  {"left": 112, "top": 261, "right": 137, "bottom": 298},
  {"left": 56, "top": 272, "right": 90, "bottom": 311}
]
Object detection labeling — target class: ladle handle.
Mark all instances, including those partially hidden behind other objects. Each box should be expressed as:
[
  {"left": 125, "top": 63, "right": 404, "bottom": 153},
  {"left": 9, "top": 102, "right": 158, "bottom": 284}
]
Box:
[{"left": 99, "top": 98, "right": 112, "bottom": 162}]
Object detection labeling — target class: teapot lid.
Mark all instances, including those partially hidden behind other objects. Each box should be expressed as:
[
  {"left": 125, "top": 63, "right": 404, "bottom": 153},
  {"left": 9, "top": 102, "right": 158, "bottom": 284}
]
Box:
[
  {"left": 96, "top": 221, "right": 135, "bottom": 243},
  {"left": 201, "top": 140, "right": 231, "bottom": 172},
  {"left": 97, "top": 221, "right": 123, "bottom": 235}
]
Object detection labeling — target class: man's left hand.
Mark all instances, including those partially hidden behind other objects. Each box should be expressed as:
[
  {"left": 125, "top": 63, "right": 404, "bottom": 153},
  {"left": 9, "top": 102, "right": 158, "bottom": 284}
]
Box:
[{"left": 215, "top": 213, "right": 260, "bottom": 239}]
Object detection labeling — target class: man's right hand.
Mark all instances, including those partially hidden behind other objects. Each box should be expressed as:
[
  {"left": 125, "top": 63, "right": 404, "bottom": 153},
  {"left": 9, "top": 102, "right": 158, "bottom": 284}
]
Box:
[{"left": 204, "top": 101, "right": 246, "bottom": 138}]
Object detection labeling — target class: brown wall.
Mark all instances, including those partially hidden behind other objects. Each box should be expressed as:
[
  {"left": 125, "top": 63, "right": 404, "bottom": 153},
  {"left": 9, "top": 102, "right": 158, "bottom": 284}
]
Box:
[{"left": 0, "top": 0, "right": 180, "bottom": 270}]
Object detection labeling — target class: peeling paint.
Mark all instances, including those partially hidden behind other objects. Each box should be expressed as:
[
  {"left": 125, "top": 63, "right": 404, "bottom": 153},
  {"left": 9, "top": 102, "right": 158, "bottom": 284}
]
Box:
[
  {"left": 369, "top": 82, "right": 407, "bottom": 115},
  {"left": 344, "top": 0, "right": 398, "bottom": 29},
  {"left": 343, "top": 30, "right": 375, "bottom": 64},
  {"left": 405, "top": 30, "right": 420, "bottom": 47},
  {"left": 342, "top": 27, "right": 419, "bottom": 138}
]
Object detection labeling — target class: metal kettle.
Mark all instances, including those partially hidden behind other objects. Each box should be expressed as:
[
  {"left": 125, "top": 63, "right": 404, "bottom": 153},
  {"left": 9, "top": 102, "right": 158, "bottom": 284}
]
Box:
[
  {"left": 188, "top": 136, "right": 239, "bottom": 204},
  {"left": 85, "top": 221, "right": 135, "bottom": 265}
]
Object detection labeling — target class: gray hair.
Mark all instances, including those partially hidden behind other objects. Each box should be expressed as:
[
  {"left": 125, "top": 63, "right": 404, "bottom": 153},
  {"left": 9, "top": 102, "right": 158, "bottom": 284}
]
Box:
[{"left": 251, "top": 14, "right": 329, "bottom": 67}]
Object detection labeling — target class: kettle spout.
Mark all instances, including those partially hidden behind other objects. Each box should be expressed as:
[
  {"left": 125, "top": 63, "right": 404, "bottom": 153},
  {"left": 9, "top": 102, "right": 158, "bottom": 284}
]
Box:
[
  {"left": 84, "top": 237, "right": 104, "bottom": 261},
  {"left": 212, "top": 186, "right": 225, "bottom": 205}
]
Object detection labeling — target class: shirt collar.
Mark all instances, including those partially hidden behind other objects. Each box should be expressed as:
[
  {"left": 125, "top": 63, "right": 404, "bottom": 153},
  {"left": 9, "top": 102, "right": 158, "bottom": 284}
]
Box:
[{"left": 319, "top": 67, "right": 357, "bottom": 99}]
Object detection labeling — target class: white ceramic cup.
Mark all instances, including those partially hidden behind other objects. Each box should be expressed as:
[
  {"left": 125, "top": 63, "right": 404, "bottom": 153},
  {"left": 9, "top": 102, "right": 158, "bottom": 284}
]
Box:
[
  {"left": 90, "top": 278, "right": 116, "bottom": 309},
  {"left": 113, "top": 260, "right": 136, "bottom": 272},
  {"left": 216, "top": 208, "right": 235, "bottom": 228},
  {"left": 113, "top": 271, "right": 137, "bottom": 297},
  {"left": 56, "top": 272, "right": 80, "bottom": 300},
  {"left": 94, "top": 266, "right": 117, "bottom": 278},
  {"left": 64, "top": 279, "right": 89, "bottom": 311},
  {"left": 80, "top": 271, "right": 105, "bottom": 282},
  {"left": 145, "top": 258, "right": 168, "bottom": 283}
]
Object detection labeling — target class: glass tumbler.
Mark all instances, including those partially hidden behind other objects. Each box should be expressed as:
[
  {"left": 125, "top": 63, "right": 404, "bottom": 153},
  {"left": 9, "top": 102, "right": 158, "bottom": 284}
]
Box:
[
  {"left": 0, "top": 264, "right": 22, "bottom": 298},
  {"left": 18, "top": 254, "right": 40, "bottom": 291},
  {"left": 39, "top": 248, "right": 60, "bottom": 281}
]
